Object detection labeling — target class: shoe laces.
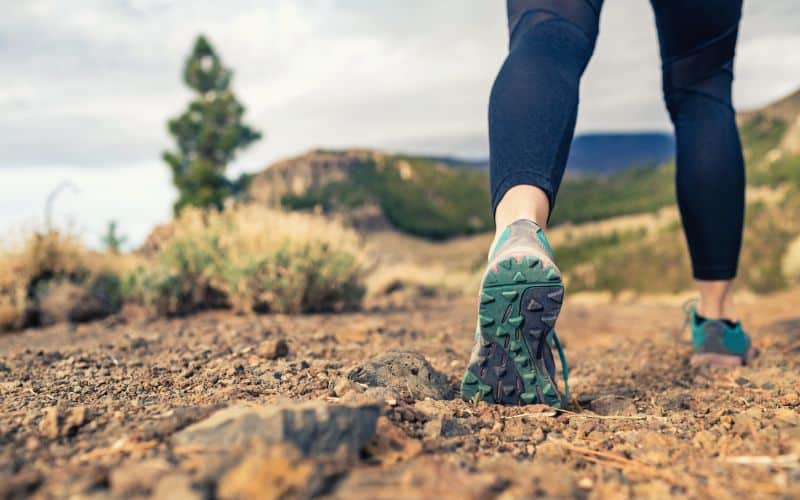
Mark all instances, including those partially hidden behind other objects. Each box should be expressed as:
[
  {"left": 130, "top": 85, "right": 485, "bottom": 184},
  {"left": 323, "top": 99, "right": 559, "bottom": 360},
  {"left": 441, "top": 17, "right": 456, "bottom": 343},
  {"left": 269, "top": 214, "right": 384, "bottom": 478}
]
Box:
[
  {"left": 678, "top": 298, "right": 699, "bottom": 337},
  {"left": 547, "top": 329, "right": 570, "bottom": 404}
]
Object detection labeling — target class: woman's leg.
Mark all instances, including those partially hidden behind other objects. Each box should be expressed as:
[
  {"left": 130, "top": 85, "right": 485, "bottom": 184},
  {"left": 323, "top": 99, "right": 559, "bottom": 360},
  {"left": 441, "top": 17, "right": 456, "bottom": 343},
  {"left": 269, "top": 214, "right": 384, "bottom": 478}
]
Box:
[
  {"left": 461, "top": 1, "right": 604, "bottom": 407},
  {"left": 651, "top": 0, "right": 754, "bottom": 364},
  {"left": 490, "top": 0, "right": 603, "bottom": 233},
  {"left": 650, "top": 0, "right": 745, "bottom": 320}
]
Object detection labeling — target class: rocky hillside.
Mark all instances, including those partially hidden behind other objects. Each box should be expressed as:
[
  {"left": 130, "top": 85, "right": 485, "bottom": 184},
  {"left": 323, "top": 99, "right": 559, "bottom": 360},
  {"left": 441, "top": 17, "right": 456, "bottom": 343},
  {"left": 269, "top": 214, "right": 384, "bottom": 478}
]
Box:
[
  {"left": 247, "top": 150, "right": 493, "bottom": 239},
  {"left": 738, "top": 88, "right": 800, "bottom": 187},
  {"left": 247, "top": 87, "right": 800, "bottom": 241},
  {"left": 739, "top": 87, "right": 800, "bottom": 155}
]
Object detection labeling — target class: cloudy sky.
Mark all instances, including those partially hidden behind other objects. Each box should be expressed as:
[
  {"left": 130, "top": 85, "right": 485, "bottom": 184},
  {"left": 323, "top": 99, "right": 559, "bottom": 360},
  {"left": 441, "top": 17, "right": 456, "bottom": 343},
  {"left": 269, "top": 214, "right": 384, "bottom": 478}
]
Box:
[{"left": 2, "top": 0, "right": 799, "bottom": 246}]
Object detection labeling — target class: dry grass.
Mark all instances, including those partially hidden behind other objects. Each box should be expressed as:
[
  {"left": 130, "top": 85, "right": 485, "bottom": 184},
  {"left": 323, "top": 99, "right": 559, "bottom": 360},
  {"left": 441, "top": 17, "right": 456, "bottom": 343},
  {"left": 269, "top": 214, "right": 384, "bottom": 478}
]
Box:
[
  {"left": 0, "top": 230, "right": 85, "bottom": 330},
  {"left": 0, "top": 206, "right": 367, "bottom": 330}
]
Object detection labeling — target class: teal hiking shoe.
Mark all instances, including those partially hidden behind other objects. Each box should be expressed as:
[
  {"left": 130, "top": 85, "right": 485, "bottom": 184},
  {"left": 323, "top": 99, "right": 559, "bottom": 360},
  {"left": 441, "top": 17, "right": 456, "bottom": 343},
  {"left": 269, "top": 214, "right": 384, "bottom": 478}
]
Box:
[
  {"left": 461, "top": 219, "right": 569, "bottom": 407},
  {"left": 683, "top": 299, "right": 757, "bottom": 367}
]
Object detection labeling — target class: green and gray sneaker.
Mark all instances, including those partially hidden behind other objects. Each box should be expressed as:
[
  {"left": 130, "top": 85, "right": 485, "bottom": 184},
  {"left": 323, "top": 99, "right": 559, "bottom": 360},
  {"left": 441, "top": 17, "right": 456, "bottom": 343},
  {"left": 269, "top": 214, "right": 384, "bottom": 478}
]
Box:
[
  {"left": 461, "top": 219, "right": 569, "bottom": 407},
  {"left": 683, "top": 299, "right": 757, "bottom": 367}
]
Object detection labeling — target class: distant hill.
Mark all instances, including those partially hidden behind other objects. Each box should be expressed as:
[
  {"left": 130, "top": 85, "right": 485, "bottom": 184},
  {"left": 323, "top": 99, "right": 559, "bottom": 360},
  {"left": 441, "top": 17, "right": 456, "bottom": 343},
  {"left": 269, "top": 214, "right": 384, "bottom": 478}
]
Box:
[
  {"left": 566, "top": 132, "right": 674, "bottom": 174},
  {"left": 247, "top": 150, "right": 492, "bottom": 239},
  {"left": 418, "top": 132, "right": 676, "bottom": 175},
  {"left": 248, "top": 86, "right": 800, "bottom": 239},
  {"left": 737, "top": 88, "right": 800, "bottom": 187},
  {"left": 395, "top": 131, "right": 675, "bottom": 175},
  {"left": 738, "top": 87, "right": 800, "bottom": 155}
]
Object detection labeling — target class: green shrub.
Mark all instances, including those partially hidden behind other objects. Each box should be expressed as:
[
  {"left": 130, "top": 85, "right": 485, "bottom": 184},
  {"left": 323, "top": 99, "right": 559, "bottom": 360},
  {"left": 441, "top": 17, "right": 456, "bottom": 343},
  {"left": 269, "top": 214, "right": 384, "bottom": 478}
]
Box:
[{"left": 124, "top": 206, "right": 365, "bottom": 315}]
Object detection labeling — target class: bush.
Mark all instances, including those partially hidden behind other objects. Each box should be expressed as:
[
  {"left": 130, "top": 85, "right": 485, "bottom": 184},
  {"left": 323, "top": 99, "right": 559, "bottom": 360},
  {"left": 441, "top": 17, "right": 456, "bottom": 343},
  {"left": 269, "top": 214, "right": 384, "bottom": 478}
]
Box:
[
  {"left": 0, "top": 230, "right": 123, "bottom": 331},
  {"left": 124, "top": 206, "right": 366, "bottom": 315}
]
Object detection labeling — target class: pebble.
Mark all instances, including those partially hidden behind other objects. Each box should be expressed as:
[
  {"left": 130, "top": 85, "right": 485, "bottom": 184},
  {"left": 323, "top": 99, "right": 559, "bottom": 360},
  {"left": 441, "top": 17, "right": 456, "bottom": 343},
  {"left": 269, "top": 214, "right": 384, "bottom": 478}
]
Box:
[{"left": 256, "top": 339, "right": 290, "bottom": 360}]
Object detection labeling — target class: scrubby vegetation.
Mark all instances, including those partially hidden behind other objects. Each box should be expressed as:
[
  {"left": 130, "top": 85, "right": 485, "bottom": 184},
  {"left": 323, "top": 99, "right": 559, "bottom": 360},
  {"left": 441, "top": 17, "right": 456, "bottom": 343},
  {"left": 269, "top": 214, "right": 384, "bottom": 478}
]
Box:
[
  {"left": 556, "top": 192, "right": 800, "bottom": 294},
  {"left": 0, "top": 207, "right": 366, "bottom": 332},
  {"left": 124, "top": 206, "right": 365, "bottom": 315},
  {"left": 551, "top": 164, "right": 675, "bottom": 225},
  {"left": 740, "top": 114, "right": 800, "bottom": 188},
  {"left": 0, "top": 230, "right": 125, "bottom": 331}
]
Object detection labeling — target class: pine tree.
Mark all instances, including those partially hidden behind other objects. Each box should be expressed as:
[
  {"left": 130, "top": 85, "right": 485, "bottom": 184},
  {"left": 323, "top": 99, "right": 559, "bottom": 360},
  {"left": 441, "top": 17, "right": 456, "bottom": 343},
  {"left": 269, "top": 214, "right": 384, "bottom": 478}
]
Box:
[{"left": 163, "top": 35, "right": 262, "bottom": 213}]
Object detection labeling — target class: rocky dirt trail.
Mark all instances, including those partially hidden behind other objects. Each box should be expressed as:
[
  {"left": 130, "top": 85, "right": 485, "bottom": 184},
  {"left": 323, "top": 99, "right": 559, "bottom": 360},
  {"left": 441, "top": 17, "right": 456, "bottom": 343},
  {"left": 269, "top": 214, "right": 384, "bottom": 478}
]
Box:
[{"left": 1, "top": 290, "right": 799, "bottom": 499}]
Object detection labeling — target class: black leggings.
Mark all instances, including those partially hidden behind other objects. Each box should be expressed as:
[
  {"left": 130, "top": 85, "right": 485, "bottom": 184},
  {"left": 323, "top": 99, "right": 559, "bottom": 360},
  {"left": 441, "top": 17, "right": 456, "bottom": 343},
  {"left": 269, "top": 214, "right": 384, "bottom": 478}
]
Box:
[{"left": 489, "top": 0, "right": 745, "bottom": 280}]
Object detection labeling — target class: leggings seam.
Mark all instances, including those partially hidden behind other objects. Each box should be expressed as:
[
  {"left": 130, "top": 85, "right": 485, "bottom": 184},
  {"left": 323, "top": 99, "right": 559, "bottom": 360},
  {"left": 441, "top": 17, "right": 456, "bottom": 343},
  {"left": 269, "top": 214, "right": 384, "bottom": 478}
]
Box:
[
  {"left": 660, "top": 23, "right": 739, "bottom": 66},
  {"left": 511, "top": 10, "right": 595, "bottom": 42},
  {"left": 667, "top": 87, "right": 736, "bottom": 114}
]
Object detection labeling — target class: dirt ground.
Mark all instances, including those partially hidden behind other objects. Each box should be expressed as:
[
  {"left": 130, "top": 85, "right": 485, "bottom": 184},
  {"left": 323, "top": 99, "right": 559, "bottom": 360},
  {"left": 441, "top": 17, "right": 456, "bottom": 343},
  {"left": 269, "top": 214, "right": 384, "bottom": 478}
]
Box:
[{"left": 1, "top": 288, "right": 799, "bottom": 499}]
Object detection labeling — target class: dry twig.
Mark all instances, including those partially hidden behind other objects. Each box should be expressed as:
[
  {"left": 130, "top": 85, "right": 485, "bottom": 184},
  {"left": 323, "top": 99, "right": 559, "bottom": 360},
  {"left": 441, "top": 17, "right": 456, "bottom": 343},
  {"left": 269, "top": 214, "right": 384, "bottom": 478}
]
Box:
[{"left": 724, "top": 454, "right": 799, "bottom": 468}]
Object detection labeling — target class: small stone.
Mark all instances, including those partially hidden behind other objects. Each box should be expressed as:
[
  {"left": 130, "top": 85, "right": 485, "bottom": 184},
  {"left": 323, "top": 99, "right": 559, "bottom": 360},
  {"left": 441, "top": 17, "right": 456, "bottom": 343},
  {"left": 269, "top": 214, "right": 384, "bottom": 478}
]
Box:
[
  {"left": 257, "top": 339, "right": 290, "bottom": 360},
  {"left": 24, "top": 436, "right": 40, "bottom": 451},
  {"left": 39, "top": 406, "right": 60, "bottom": 439},
  {"left": 342, "top": 387, "right": 401, "bottom": 406},
  {"left": 333, "top": 378, "right": 364, "bottom": 397},
  {"left": 423, "top": 415, "right": 469, "bottom": 439},
  {"left": 363, "top": 417, "right": 423, "bottom": 464},
  {"left": 578, "top": 477, "right": 594, "bottom": 489},
  {"left": 109, "top": 459, "right": 172, "bottom": 497},
  {"left": 0, "top": 469, "right": 42, "bottom": 499},
  {"left": 588, "top": 395, "right": 637, "bottom": 416},
  {"left": 63, "top": 405, "right": 88, "bottom": 436},
  {"left": 531, "top": 426, "right": 546, "bottom": 444},
  {"left": 218, "top": 444, "right": 324, "bottom": 499},
  {"left": 152, "top": 473, "right": 200, "bottom": 500}
]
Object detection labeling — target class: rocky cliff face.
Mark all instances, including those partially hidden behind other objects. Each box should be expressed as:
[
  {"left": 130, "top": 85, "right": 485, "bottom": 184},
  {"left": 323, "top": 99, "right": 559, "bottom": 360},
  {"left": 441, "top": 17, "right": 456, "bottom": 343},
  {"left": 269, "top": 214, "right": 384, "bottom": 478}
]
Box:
[{"left": 248, "top": 149, "right": 386, "bottom": 207}]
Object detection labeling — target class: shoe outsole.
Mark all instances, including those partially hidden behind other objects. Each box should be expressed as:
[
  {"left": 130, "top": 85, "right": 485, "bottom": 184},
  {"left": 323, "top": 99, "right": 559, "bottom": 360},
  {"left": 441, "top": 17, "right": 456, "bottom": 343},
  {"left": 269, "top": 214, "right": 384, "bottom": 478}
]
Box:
[
  {"left": 690, "top": 347, "right": 758, "bottom": 367},
  {"left": 461, "top": 254, "right": 566, "bottom": 407}
]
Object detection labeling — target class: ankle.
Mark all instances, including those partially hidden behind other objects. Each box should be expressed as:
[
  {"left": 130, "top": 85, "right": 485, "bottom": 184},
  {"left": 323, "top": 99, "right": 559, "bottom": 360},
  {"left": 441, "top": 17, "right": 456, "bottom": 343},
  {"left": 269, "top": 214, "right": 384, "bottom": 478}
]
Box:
[
  {"left": 494, "top": 185, "right": 550, "bottom": 232},
  {"left": 697, "top": 301, "right": 738, "bottom": 322},
  {"left": 695, "top": 279, "right": 736, "bottom": 321}
]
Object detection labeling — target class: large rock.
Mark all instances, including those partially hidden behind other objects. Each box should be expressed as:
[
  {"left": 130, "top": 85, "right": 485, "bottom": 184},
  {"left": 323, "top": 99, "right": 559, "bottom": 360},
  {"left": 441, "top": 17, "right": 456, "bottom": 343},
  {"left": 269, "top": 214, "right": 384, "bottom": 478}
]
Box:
[
  {"left": 109, "top": 459, "right": 173, "bottom": 497},
  {"left": 346, "top": 350, "right": 454, "bottom": 401},
  {"left": 248, "top": 149, "right": 382, "bottom": 208},
  {"left": 172, "top": 401, "right": 380, "bottom": 458}
]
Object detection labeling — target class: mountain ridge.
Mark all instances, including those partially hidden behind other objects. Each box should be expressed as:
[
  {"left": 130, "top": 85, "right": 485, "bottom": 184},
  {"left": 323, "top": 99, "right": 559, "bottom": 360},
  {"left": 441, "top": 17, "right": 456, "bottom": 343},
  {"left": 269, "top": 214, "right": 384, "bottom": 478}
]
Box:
[{"left": 247, "top": 85, "right": 800, "bottom": 238}]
